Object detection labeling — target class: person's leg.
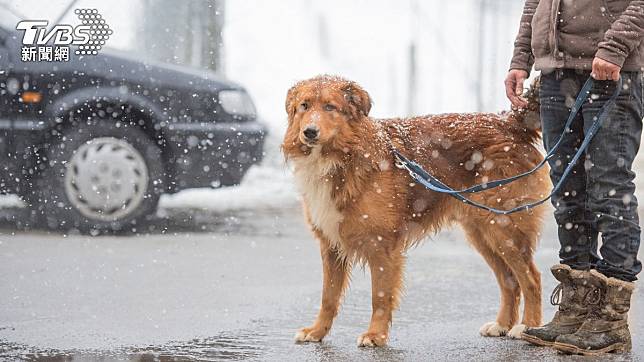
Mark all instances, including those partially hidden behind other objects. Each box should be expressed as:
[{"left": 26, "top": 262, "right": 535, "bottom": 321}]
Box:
[
  {"left": 539, "top": 70, "right": 599, "bottom": 269},
  {"left": 523, "top": 70, "right": 600, "bottom": 346},
  {"left": 582, "top": 71, "right": 643, "bottom": 282},
  {"left": 549, "top": 72, "right": 641, "bottom": 356}
]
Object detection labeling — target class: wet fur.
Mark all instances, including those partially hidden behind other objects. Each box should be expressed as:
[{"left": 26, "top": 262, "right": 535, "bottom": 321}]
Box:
[{"left": 283, "top": 75, "right": 548, "bottom": 346}]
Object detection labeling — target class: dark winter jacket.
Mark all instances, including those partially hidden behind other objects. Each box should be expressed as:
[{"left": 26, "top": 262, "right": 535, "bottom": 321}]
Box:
[{"left": 511, "top": 0, "right": 644, "bottom": 72}]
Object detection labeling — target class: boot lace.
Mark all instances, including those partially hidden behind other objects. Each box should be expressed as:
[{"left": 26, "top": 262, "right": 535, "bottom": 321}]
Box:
[
  {"left": 550, "top": 283, "right": 564, "bottom": 306},
  {"left": 550, "top": 282, "right": 602, "bottom": 308}
]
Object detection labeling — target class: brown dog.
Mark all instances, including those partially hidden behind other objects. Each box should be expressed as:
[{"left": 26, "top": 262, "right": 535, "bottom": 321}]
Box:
[{"left": 282, "top": 75, "right": 549, "bottom": 347}]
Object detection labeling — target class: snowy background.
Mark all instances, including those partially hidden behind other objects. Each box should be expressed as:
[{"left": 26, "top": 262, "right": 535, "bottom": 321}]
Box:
[
  {"left": 5, "top": 0, "right": 643, "bottom": 212},
  {"left": 0, "top": 0, "right": 534, "bottom": 212}
]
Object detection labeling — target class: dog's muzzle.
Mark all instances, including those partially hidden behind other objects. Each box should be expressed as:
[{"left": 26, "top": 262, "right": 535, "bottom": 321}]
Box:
[{"left": 303, "top": 125, "right": 319, "bottom": 142}]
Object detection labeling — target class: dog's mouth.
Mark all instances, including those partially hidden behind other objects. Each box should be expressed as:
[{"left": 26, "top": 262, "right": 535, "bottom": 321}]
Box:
[{"left": 299, "top": 136, "right": 319, "bottom": 148}]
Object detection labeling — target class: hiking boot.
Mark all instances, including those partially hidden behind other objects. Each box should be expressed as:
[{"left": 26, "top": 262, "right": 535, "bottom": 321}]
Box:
[
  {"left": 553, "top": 270, "right": 634, "bottom": 355},
  {"left": 521, "top": 264, "right": 591, "bottom": 346}
]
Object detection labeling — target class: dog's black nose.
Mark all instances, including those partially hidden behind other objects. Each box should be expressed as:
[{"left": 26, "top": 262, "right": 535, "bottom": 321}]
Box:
[{"left": 303, "top": 126, "right": 319, "bottom": 140}]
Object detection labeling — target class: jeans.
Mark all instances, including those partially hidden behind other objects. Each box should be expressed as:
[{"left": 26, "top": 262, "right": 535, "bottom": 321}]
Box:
[{"left": 539, "top": 69, "right": 643, "bottom": 282}]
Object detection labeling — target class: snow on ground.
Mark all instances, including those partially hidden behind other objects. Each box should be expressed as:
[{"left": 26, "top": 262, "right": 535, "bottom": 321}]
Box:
[
  {"left": 160, "top": 165, "right": 299, "bottom": 211},
  {"left": 0, "top": 165, "right": 299, "bottom": 212},
  {"left": 0, "top": 195, "right": 22, "bottom": 209}
]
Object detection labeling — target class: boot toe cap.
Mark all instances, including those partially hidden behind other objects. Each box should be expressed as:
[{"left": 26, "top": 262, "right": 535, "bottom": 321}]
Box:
[{"left": 522, "top": 327, "right": 559, "bottom": 344}]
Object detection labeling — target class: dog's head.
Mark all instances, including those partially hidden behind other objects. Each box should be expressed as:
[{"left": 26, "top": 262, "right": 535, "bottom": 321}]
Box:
[{"left": 282, "top": 75, "right": 372, "bottom": 159}]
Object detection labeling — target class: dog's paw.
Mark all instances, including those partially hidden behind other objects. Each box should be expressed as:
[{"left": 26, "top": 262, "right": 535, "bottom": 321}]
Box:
[
  {"left": 507, "top": 324, "right": 527, "bottom": 339},
  {"left": 294, "top": 326, "right": 326, "bottom": 343},
  {"left": 356, "top": 331, "right": 388, "bottom": 347},
  {"left": 479, "top": 321, "right": 509, "bottom": 337}
]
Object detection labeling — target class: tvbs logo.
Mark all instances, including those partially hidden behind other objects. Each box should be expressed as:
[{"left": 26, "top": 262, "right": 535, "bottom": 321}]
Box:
[
  {"left": 17, "top": 9, "right": 112, "bottom": 62},
  {"left": 17, "top": 20, "right": 91, "bottom": 46}
]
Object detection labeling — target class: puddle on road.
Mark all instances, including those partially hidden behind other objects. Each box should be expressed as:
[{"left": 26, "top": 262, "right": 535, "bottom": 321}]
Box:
[
  {"left": 2, "top": 319, "right": 637, "bottom": 361},
  {"left": 0, "top": 330, "right": 267, "bottom": 361},
  {"left": 131, "top": 332, "right": 266, "bottom": 361}
]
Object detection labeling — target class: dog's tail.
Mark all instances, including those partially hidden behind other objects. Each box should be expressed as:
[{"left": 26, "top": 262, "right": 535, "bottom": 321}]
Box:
[{"left": 509, "top": 76, "right": 541, "bottom": 144}]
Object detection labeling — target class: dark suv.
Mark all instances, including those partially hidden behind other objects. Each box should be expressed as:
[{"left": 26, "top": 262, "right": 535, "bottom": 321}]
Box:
[{"left": 0, "top": 23, "right": 266, "bottom": 232}]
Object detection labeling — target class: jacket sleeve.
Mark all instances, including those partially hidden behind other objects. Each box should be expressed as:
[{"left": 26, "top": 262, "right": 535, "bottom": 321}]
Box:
[
  {"left": 596, "top": 1, "right": 644, "bottom": 67},
  {"left": 510, "top": 0, "right": 539, "bottom": 73}
]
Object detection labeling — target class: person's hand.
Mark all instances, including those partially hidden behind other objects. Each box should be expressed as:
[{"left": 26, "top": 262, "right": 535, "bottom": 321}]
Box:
[
  {"left": 505, "top": 69, "right": 529, "bottom": 108},
  {"left": 591, "top": 57, "right": 621, "bottom": 81}
]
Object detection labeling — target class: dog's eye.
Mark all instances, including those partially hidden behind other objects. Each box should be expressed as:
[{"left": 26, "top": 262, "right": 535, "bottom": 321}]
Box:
[
  {"left": 298, "top": 102, "right": 309, "bottom": 112},
  {"left": 324, "top": 104, "right": 336, "bottom": 112}
]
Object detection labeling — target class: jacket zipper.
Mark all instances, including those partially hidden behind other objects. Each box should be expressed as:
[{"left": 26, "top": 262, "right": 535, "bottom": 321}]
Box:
[{"left": 551, "top": 0, "right": 562, "bottom": 59}]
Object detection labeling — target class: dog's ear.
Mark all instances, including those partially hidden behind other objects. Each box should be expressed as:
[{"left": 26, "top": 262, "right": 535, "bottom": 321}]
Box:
[
  {"left": 342, "top": 82, "right": 372, "bottom": 118},
  {"left": 285, "top": 84, "right": 300, "bottom": 120}
]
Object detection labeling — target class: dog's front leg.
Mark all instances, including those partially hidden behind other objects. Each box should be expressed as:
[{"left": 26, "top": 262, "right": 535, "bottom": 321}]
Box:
[
  {"left": 357, "top": 250, "right": 405, "bottom": 347},
  {"left": 295, "top": 240, "right": 350, "bottom": 343}
]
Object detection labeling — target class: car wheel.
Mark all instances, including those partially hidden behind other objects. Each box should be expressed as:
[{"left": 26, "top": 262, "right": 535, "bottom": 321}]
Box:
[{"left": 28, "top": 121, "right": 165, "bottom": 233}]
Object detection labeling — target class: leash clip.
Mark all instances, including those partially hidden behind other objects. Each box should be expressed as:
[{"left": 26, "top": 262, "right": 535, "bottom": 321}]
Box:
[
  {"left": 393, "top": 151, "right": 405, "bottom": 168},
  {"left": 394, "top": 154, "right": 412, "bottom": 175},
  {"left": 393, "top": 151, "right": 419, "bottom": 181},
  {"left": 395, "top": 159, "right": 417, "bottom": 180},
  {"left": 394, "top": 158, "right": 406, "bottom": 170}
]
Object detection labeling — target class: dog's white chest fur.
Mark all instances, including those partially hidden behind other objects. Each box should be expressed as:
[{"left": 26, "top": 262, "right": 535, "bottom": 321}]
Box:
[{"left": 292, "top": 148, "right": 344, "bottom": 249}]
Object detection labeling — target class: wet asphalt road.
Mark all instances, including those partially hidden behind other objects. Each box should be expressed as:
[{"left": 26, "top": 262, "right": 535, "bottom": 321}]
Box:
[{"left": 0, "top": 204, "right": 642, "bottom": 361}]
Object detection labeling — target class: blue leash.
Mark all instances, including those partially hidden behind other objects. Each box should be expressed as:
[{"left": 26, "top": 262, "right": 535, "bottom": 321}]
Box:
[{"left": 393, "top": 76, "right": 623, "bottom": 215}]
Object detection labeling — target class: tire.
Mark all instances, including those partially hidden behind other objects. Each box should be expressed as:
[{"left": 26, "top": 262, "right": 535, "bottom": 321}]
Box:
[{"left": 27, "top": 120, "right": 165, "bottom": 234}]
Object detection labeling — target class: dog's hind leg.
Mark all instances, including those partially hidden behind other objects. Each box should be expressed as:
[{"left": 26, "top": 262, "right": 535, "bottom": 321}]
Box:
[
  {"left": 295, "top": 238, "right": 350, "bottom": 343},
  {"left": 483, "top": 223, "right": 542, "bottom": 338},
  {"left": 356, "top": 248, "right": 405, "bottom": 347},
  {"left": 462, "top": 222, "right": 521, "bottom": 337}
]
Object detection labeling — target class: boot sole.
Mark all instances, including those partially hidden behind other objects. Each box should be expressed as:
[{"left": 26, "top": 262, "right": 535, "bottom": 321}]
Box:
[
  {"left": 553, "top": 341, "right": 631, "bottom": 356},
  {"left": 520, "top": 333, "right": 554, "bottom": 347}
]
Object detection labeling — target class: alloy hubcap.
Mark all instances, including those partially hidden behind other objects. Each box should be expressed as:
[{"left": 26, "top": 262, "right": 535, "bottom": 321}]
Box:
[{"left": 64, "top": 137, "right": 149, "bottom": 222}]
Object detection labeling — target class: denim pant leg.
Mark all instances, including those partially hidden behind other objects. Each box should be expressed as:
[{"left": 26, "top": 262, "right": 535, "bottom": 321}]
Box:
[
  {"left": 540, "top": 72, "right": 600, "bottom": 269},
  {"left": 583, "top": 72, "right": 643, "bottom": 282}
]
